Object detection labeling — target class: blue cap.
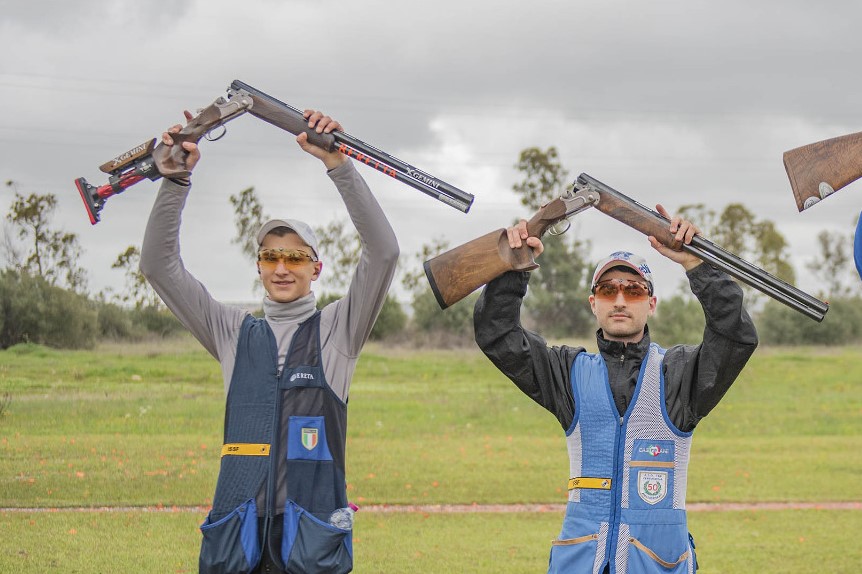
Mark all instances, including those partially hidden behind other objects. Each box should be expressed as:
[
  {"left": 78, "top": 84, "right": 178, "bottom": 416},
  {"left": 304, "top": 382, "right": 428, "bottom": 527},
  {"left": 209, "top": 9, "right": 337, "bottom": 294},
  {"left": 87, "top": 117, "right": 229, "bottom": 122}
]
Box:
[{"left": 591, "top": 251, "right": 653, "bottom": 293}]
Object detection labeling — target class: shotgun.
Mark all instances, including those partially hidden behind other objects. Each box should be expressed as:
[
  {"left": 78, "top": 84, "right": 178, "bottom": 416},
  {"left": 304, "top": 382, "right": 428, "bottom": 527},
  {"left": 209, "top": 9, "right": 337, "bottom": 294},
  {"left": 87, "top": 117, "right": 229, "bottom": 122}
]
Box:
[
  {"left": 424, "top": 173, "right": 829, "bottom": 322},
  {"left": 783, "top": 130, "right": 862, "bottom": 212},
  {"left": 75, "top": 81, "right": 474, "bottom": 224}
]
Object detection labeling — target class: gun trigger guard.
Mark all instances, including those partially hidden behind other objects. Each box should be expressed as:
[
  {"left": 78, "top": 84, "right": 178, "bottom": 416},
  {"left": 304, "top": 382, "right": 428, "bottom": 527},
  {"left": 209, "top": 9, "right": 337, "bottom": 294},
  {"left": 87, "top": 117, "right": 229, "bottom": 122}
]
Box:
[
  {"left": 204, "top": 124, "right": 227, "bottom": 142},
  {"left": 547, "top": 219, "right": 571, "bottom": 236}
]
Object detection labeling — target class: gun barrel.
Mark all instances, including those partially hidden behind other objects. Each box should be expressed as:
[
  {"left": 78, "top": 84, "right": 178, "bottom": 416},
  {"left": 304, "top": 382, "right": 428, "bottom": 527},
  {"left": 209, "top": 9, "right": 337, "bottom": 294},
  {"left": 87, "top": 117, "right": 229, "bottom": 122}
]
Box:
[
  {"left": 577, "top": 174, "right": 829, "bottom": 322},
  {"left": 230, "top": 80, "right": 474, "bottom": 213}
]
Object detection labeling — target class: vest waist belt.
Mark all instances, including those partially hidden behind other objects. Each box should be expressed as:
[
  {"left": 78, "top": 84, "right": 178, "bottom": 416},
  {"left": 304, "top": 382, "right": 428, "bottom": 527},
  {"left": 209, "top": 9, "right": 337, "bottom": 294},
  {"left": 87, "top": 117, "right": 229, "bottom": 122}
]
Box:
[
  {"left": 221, "top": 443, "right": 271, "bottom": 457},
  {"left": 568, "top": 477, "right": 612, "bottom": 490}
]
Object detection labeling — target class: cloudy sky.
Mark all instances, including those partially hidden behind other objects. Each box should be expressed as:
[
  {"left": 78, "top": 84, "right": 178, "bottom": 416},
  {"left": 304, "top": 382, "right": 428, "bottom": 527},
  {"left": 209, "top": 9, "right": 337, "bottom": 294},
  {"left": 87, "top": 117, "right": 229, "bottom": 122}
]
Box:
[{"left": 2, "top": 0, "right": 861, "bottom": 306}]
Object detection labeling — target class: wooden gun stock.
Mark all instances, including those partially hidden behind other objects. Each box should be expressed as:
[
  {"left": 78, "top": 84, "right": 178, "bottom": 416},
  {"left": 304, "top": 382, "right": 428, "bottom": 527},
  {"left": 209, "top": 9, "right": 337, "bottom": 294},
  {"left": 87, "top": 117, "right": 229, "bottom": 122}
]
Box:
[
  {"left": 424, "top": 200, "right": 569, "bottom": 309},
  {"left": 783, "top": 130, "right": 862, "bottom": 212}
]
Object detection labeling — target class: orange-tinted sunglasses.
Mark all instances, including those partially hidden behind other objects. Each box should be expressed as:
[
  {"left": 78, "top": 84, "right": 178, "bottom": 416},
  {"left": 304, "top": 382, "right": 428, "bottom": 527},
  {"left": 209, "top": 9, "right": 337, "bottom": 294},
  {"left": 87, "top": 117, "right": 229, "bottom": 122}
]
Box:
[
  {"left": 257, "top": 248, "right": 318, "bottom": 271},
  {"left": 592, "top": 279, "right": 651, "bottom": 302}
]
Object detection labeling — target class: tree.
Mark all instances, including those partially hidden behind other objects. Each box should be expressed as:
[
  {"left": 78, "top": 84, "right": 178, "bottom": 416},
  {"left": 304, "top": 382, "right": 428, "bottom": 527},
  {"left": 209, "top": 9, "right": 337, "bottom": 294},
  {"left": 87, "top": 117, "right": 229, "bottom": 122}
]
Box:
[
  {"left": 676, "top": 204, "right": 717, "bottom": 239},
  {"left": 369, "top": 293, "right": 407, "bottom": 340},
  {"left": 511, "top": 147, "right": 593, "bottom": 336},
  {"left": 513, "top": 147, "right": 569, "bottom": 209},
  {"left": 757, "top": 296, "right": 862, "bottom": 345},
  {"left": 229, "top": 187, "right": 268, "bottom": 260},
  {"left": 528, "top": 236, "right": 594, "bottom": 337},
  {"left": 0, "top": 268, "right": 97, "bottom": 349},
  {"left": 402, "top": 237, "right": 476, "bottom": 345},
  {"left": 314, "top": 219, "right": 362, "bottom": 296},
  {"left": 401, "top": 236, "right": 450, "bottom": 293},
  {"left": 679, "top": 201, "right": 794, "bottom": 306},
  {"left": 111, "top": 245, "right": 162, "bottom": 309},
  {"left": 313, "top": 219, "right": 406, "bottom": 341},
  {"left": 806, "top": 221, "right": 859, "bottom": 298},
  {"left": 712, "top": 203, "right": 756, "bottom": 256},
  {"left": 754, "top": 220, "right": 795, "bottom": 285},
  {"left": 4, "top": 181, "right": 87, "bottom": 292},
  {"left": 649, "top": 294, "right": 705, "bottom": 345}
]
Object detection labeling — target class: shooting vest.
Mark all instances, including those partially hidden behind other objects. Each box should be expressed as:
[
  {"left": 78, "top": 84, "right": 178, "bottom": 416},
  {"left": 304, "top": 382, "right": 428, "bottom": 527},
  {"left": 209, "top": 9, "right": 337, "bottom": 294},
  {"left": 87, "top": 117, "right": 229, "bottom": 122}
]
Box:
[
  {"left": 199, "top": 312, "right": 353, "bottom": 574},
  {"left": 549, "top": 344, "right": 696, "bottom": 574}
]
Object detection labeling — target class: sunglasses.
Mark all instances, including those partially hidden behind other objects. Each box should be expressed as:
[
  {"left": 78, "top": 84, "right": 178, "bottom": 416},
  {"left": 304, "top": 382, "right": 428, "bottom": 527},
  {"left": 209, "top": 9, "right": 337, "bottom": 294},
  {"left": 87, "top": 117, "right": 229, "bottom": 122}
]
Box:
[
  {"left": 257, "top": 248, "right": 318, "bottom": 270},
  {"left": 592, "top": 279, "right": 651, "bottom": 302}
]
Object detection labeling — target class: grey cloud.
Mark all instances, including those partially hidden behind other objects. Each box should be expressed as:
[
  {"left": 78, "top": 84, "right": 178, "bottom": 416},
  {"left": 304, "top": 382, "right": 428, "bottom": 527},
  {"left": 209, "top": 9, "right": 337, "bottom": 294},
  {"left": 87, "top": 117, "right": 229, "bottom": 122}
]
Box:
[{"left": 2, "top": 0, "right": 861, "bottom": 302}]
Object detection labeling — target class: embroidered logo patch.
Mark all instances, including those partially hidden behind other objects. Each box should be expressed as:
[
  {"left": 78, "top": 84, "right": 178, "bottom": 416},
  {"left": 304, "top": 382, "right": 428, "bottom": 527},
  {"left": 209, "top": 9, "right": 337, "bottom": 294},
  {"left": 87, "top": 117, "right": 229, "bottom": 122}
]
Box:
[
  {"left": 638, "top": 471, "right": 668, "bottom": 505},
  {"left": 301, "top": 428, "right": 319, "bottom": 451},
  {"left": 633, "top": 439, "right": 674, "bottom": 463}
]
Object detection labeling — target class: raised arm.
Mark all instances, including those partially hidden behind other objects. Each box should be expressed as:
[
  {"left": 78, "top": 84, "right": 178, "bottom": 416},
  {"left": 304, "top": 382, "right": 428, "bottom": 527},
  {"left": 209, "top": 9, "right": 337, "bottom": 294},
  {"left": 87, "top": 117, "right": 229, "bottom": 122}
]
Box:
[
  {"left": 139, "top": 118, "right": 246, "bottom": 361},
  {"left": 297, "top": 110, "right": 400, "bottom": 354},
  {"left": 474, "top": 270, "right": 583, "bottom": 430},
  {"left": 663, "top": 264, "right": 758, "bottom": 431}
]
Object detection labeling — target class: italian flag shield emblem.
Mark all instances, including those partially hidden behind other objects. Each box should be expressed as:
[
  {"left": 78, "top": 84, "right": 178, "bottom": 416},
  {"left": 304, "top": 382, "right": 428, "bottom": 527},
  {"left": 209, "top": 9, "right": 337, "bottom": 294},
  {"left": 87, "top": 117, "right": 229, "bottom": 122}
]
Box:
[{"left": 301, "top": 428, "right": 319, "bottom": 451}]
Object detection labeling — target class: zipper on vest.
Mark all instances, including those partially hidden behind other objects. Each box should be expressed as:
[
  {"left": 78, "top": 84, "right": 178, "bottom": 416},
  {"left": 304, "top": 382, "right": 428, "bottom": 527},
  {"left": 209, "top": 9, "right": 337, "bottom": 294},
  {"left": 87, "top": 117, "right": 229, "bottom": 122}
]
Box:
[
  {"left": 265, "top": 366, "right": 284, "bottom": 524},
  {"left": 605, "top": 413, "right": 625, "bottom": 571}
]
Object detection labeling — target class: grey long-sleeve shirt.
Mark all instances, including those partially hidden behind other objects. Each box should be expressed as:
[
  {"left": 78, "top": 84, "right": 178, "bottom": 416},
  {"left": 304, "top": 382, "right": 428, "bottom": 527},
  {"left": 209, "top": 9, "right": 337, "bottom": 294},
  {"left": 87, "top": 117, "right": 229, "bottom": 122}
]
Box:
[
  {"left": 140, "top": 160, "right": 399, "bottom": 402},
  {"left": 473, "top": 264, "right": 758, "bottom": 433}
]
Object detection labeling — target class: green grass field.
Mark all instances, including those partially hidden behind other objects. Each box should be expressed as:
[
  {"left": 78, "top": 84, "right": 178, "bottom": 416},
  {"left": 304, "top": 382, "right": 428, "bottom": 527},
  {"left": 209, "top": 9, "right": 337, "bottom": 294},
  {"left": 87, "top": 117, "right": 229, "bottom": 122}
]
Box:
[{"left": 1, "top": 338, "right": 861, "bottom": 572}]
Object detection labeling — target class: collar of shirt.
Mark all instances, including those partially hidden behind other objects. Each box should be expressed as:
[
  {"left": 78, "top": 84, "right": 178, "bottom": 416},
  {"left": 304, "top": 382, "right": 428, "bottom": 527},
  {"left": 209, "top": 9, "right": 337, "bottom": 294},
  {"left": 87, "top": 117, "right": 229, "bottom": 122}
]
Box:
[
  {"left": 596, "top": 324, "right": 651, "bottom": 361},
  {"left": 263, "top": 291, "right": 317, "bottom": 324}
]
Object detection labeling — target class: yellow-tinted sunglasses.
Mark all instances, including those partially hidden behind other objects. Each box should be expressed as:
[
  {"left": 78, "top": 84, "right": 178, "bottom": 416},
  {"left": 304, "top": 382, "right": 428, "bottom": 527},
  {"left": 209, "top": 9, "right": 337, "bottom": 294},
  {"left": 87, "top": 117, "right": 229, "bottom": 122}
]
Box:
[{"left": 257, "top": 248, "right": 318, "bottom": 270}]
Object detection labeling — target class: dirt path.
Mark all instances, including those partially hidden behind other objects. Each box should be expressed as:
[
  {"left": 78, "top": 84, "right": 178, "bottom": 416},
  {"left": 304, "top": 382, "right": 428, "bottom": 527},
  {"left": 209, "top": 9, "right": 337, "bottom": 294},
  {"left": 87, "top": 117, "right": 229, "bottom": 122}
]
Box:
[{"left": 2, "top": 501, "right": 860, "bottom": 513}]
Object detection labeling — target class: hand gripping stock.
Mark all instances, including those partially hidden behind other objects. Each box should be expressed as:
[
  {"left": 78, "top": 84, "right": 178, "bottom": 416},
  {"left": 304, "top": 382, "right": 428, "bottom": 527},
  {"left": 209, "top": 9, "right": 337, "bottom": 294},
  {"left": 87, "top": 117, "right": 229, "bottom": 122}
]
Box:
[
  {"left": 424, "top": 186, "right": 598, "bottom": 309},
  {"left": 424, "top": 174, "right": 829, "bottom": 321}
]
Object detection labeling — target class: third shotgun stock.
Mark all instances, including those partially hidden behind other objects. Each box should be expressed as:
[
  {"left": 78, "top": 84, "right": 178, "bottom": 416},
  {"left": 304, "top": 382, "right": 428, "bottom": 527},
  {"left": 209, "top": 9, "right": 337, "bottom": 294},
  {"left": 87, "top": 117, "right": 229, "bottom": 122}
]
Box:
[
  {"left": 783, "top": 130, "right": 862, "bottom": 212},
  {"left": 424, "top": 173, "right": 829, "bottom": 322}
]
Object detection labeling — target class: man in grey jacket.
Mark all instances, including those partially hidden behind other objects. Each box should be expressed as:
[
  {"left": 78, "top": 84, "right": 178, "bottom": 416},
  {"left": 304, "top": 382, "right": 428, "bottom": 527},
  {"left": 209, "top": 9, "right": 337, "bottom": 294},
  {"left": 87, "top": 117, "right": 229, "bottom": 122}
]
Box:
[
  {"left": 473, "top": 210, "right": 757, "bottom": 573},
  {"left": 141, "top": 110, "right": 399, "bottom": 574}
]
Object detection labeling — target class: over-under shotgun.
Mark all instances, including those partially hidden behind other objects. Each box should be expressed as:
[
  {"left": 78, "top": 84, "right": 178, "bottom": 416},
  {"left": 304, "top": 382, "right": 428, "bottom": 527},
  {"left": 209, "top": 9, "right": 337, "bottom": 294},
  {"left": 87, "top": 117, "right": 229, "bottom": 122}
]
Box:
[
  {"left": 424, "top": 174, "right": 829, "bottom": 322},
  {"left": 75, "top": 81, "right": 474, "bottom": 224}
]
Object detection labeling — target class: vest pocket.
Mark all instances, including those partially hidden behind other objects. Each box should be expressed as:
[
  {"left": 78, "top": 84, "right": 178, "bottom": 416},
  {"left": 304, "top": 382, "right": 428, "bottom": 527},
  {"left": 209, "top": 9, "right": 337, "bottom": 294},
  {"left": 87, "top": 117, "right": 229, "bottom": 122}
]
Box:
[
  {"left": 549, "top": 532, "right": 600, "bottom": 573},
  {"left": 281, "top": 500, "right": 353, "bottom": 574},
  {"left": 287, "top": 415, "right": 334, "bottom": 461},
  {"left": 286, "top": 415, "right": 342, "bottom": 514},
  {"left": 626, "top": 524, "right": 692, "bottom": 573},
  {"left": 199, "top": 498, "right": 261, "bottom": 574}
]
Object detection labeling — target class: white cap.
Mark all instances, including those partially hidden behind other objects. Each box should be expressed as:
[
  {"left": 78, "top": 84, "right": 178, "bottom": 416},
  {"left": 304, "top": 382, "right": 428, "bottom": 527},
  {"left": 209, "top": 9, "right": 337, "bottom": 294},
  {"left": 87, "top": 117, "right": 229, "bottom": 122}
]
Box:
[
  {"left": 256, "top": 219, "right": 319, "bottom": 258},
  {"left": 591, "top": 251, "right": 654, "bottom": 293}
]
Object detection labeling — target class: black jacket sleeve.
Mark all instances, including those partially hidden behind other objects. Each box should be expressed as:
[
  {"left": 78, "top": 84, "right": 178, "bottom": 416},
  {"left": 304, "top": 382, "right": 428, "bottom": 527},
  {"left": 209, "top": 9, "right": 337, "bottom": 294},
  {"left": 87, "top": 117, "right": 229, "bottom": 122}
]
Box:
[
  {"left": 473, "top": 271, "right": 583, "bottom": 430},
  {"left": 663, "top": 263, "right": 759, "bottom": 432}
]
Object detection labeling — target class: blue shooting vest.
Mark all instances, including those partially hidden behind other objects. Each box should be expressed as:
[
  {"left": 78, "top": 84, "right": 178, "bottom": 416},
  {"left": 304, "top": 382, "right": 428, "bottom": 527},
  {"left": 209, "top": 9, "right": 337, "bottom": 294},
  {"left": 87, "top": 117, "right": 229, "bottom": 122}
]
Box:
[
  {"left": 549, "top": 344, "right": 696, "bottom": 574},
  {"left": 199, "top": 312, "right": 353, "bottom": 574}
]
